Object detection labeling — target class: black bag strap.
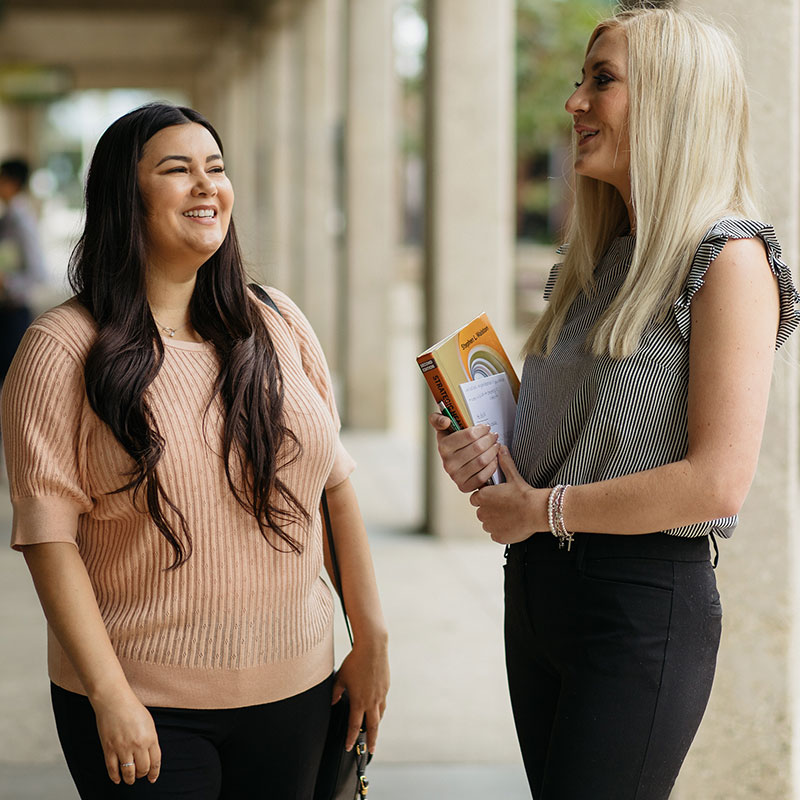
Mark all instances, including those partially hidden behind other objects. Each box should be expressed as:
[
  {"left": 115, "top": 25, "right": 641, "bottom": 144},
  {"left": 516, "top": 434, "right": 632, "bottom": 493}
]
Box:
[
  {"left": 321, "top": 490, "right": 354, "bottom": 646},
  {"left": 248, "top": 283, "right": 354, "bottom": 646},
  {"left": 248, "top": 282, "right": 281, "bottom": 315}
]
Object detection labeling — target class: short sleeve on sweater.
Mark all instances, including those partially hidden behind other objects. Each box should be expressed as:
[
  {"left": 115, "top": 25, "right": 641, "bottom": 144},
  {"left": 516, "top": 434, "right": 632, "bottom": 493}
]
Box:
[
  {"left": 260, "top": 287, "right": 356, "bottom": 489},
  {"left": 673, "top": 218, "right": 800, "bottom": 347},
  {"left": 2, "top": 325, "right": 93, "bottom": 549}
]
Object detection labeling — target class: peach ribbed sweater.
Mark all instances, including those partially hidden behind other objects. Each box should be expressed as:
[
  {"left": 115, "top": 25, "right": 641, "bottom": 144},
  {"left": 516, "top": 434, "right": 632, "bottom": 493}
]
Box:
[{"left": 2, "top": 288, "right": 355, "bottom": 709}]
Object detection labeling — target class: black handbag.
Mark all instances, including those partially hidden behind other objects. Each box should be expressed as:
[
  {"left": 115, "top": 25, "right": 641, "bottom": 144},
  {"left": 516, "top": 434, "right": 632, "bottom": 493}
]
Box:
[
  {"left": 313, "top": 493, "right": 372, "bottom": 800},
  {"left": 248, "top": 285, "right": 372, "bottom": 799}
]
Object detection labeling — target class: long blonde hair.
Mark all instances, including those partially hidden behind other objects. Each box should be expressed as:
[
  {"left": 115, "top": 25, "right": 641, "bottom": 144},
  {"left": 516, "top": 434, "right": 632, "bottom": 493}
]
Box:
[{"left": 525, "top": 6, "right": 761, "bottom": 359}]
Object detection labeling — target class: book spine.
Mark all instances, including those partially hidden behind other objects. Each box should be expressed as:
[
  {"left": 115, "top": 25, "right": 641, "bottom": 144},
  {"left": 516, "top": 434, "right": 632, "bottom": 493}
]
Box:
[{"left": 417, "top": 355, "right": 469, "bottom": 429}]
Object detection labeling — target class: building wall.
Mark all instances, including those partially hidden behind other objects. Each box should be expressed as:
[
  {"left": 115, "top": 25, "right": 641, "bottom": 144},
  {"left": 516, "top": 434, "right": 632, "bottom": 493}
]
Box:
[{"left": 676, "top": 2, "right": 800, "bottom": 797}]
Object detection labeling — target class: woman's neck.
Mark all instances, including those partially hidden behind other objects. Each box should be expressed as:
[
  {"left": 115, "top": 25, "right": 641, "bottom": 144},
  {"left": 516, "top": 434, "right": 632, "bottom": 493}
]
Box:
[{"left": 146, "top": 269, "right": 201, "bottom": 343}]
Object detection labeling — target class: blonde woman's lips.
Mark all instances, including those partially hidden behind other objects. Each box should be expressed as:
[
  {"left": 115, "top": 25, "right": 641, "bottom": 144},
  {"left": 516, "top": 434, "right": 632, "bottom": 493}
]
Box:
[{"left": 575, "top": 127, "right": 598, "bottom": 147}]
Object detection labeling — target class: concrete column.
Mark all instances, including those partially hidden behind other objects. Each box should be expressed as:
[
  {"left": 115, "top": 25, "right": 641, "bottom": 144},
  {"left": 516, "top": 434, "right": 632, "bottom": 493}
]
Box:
[
  {"left": 201, "top": 29, "right": 259, "bottom": 265},
  {"left": 0, "top": 106, "right": 12, "bottom": 154},
  {"left": 0, "top": 104, "right": 36, "bottom": 158},
  {"left": 247, "top": 33, "right": 270, "bottom": 281},
  {"left": 195, "top": 39, "right": 237, "bottom": 157},
  {"left": 423, "top": 0, "right": 516, "bottom": 537},
  {"left": 258, "top": 11, "right": 300, "bottom": 291},
  {"left": 296, "top": 0, "right": 343, "bottom": 367},
  {"left": 676, "top": 2, "right": 800, "bottom": 798},
  {"left": 226, "top": 37, "right": 259, "bottom": 265},
  {"left": 342, "top": 0, "right": 395, "bottom": 428}
]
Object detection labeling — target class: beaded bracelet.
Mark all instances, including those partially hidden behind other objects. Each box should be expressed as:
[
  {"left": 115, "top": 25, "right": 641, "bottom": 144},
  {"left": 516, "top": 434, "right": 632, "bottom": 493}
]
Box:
[{"left": 547, "top": 484, "right": 574, "bottom": 550}]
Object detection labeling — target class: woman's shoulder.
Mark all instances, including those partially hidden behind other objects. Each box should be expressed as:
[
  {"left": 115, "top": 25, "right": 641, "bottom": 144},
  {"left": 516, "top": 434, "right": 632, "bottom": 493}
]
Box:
[
  {"left": 248, "top": 284, "right": 299, "bottom": 318},
  {"left": 677, "top": 217, "right": 799, "bottom": 346},
  {"left": 691, "top": 216, "right": 786, "bottom": 282},
  {"left": 247, "top": 283, "right": 335, "bottom": 389},
  {"left": 699, "top": 217, "right": 781, "bottom": 250},
  {"left": 248, "top": 284, "right": 316, "bottom": 342},
  {"left": 26, "top": 297, "right": 97, "bottom": 364}
]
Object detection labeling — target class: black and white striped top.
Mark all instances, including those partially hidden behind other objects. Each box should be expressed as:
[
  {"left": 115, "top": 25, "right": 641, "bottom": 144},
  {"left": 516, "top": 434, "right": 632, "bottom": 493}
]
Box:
[{"left": 512, "top": 218, "right": 800, "bottom": 538}]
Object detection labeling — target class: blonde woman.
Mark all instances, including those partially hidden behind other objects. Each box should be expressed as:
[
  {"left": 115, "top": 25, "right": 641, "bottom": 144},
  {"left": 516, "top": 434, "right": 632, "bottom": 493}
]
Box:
[{"left": 431, "top": 7, "right": 798, "bottom": 799}]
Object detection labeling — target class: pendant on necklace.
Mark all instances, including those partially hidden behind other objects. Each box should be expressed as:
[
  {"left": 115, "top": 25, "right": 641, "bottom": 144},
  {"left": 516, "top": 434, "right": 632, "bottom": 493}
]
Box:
[{"left": 162, "top": 327, "right": 176, "bottom": 337}]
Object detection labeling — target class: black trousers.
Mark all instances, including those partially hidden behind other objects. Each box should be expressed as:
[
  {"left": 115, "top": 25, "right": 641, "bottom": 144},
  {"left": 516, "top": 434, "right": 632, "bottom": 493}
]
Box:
[
  {"left": 504, "top": 532, "right": 722, "bottom": 800},
  {"left": 51, "top": 674, "right": 333, "bottom": 800}
]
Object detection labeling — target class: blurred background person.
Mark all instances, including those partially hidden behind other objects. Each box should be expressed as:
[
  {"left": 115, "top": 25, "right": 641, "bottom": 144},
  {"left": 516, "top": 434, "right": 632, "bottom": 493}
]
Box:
[{"left": 0, "top": 157, "right": 47, "bottom": 482}]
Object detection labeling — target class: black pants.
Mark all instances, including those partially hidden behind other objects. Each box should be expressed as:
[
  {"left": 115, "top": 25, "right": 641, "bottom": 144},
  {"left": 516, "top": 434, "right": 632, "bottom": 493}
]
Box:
[
  {"left": 504, "top": 532, "right": 722, "bottom": 800},
  {"left": 51, "top": 675, "right": 333, "bottom": 800}
]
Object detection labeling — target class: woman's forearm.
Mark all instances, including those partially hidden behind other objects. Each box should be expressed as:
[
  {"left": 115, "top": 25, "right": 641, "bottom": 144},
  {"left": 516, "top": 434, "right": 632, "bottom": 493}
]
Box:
[
  {"left": 476, "top": 447, "right": 754, "bottom": 544},
  {"left": 551, "top": 456, "right": 748, "bottom": 535},
  {"left": 322, "top": 479, "right": 388, "bottom": 647},
  {"left": 23, "top": 542, "right": 135, "bottom": 704}
]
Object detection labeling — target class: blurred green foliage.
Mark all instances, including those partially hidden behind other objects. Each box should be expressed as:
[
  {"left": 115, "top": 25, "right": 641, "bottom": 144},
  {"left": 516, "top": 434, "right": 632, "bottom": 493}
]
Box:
[{"left": 516, "top": 0, "right": 616, "bottom": 160}]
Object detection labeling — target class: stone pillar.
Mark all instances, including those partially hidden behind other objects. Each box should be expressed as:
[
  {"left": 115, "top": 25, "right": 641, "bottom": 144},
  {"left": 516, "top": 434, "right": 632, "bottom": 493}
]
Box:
[
  {"left": 201, "top": 25, "right": 260, "bottom": 266},
  {"left": 296, "top": 0, "right": 343, "bottom": 366},
  {"left": 226, "top": 36, "right": 259, "bottom": 265},
  {"left": 0, "top": 104, "right": 37, "bottom": 158},
  {"left": 342, "top": 0, "right": 395, "bottom": 428},
  {"left": 247, "top": 32, "right": 270, "bottom": 281},
  {"left": 257, "top": 6, "right": 300, "bottom": 291},
  {"left": 423, "top": 0, "right": 516, "bottom": 537},
  {"left": 675, "top": 2, "right": 800, "bottom": 798}
]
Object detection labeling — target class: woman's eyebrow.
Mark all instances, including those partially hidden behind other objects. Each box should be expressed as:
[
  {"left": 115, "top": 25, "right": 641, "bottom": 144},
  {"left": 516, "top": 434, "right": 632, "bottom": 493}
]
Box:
[
  {"left": 155, "top": 154, "right": 223, "bottom": 167},
  {"left": 587, "top": 59, "right": 617, "bottom": 73}
]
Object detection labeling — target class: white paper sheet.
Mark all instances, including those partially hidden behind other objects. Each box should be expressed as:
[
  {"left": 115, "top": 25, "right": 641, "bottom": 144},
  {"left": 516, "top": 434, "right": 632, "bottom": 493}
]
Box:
[{"left": 460, "top": 372, "right": 517, "bottom": 484}]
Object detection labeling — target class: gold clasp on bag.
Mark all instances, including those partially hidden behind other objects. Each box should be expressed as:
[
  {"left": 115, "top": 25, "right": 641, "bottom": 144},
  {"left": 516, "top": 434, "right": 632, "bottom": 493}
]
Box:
[{"left": 358, "top": 775, "right": 369, "bottom": 797}]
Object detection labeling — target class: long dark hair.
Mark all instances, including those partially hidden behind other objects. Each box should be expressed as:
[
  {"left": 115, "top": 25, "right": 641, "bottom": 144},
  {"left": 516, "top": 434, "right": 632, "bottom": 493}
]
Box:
[{"left": 68, "top": 102, "right": 308, "bottom": 568}]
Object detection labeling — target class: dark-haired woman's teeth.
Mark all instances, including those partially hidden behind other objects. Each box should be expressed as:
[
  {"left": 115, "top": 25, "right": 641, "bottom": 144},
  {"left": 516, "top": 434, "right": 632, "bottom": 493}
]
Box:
[{"left": 184, "top": 210, "right": 215, "bottom": 217}]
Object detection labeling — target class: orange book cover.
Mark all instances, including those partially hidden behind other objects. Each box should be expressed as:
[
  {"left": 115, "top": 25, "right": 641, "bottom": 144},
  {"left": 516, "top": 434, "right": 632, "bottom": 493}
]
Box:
[{"left": 417, "top": 312, "right": 520, "bottom": 429}]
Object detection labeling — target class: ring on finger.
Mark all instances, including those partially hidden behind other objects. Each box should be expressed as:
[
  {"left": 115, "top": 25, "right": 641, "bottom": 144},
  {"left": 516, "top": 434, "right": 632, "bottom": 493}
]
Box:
[{"left": 120, "top": 762, "right": 135, "bottom": 768}]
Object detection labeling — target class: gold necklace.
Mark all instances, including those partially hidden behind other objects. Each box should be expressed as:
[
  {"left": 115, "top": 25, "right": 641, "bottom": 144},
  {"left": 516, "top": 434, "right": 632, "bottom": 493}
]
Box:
[{"left": 153, "top": 317, "right": 189, "bottom": 338}]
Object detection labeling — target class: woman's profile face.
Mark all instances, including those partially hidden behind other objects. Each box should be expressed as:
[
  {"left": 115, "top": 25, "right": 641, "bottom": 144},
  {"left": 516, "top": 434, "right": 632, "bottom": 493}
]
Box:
[
  {"left": 565, "top": 27, "right": 631, "bottom": 200},
  {"left": 137, "top": 122, "right": 234, "bottom": 273}
]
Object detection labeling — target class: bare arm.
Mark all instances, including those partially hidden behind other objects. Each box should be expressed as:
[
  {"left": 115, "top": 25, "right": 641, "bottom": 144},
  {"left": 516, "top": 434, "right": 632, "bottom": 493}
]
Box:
[
  {"left": 448, "top": 238, "right": 780, "bottom": 540},
  {"left": 22, "top": 541, "right": 160, "bottom": 785},
  {"left": 322, "top": 478, "right": 390, "bottom": 753}
]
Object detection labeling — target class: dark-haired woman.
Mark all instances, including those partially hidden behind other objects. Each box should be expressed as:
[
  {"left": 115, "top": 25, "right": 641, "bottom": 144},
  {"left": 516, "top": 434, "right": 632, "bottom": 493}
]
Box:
[{"left": 2, "top": 104, "right": 389, "bottom": 799}]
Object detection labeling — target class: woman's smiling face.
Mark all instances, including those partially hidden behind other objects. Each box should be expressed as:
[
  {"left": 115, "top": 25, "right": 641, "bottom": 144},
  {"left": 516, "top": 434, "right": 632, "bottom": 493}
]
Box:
[
  {"left": 565, "top": 27, "right": 631, "bottom": 201},
  {"left": 137, "top": 122, "right": 234, "bottom": 274}
]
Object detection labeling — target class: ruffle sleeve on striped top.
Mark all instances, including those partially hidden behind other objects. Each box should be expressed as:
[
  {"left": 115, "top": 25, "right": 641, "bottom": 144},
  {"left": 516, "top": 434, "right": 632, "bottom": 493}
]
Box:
[
  {"left": 673, "top": 217, "right": 800, "bottom": 347},
  {"left": 542, "top": 243, "right": 569, "bottom": 302}
]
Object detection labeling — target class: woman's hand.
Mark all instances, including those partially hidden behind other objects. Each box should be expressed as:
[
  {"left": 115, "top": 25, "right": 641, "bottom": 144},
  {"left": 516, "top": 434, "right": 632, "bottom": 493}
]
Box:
[
  {"left": 331, "top": 636, "right": 390, "bottom": 754},
  {"left": 429, "top": 413, "right": 500, "bottom": 493},
  {"left": 90, "top": 686, "right": 161, "bottom": 785},
  {"left": 21, "top": 542, "right": 162, "bottom": 785},
  {"left": 470, "top": 447, "right": 546, "bottom": 544}
]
